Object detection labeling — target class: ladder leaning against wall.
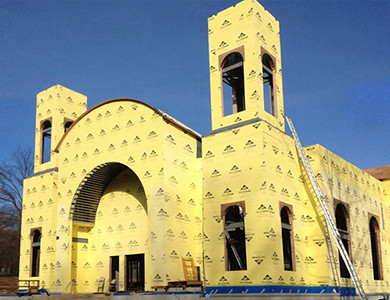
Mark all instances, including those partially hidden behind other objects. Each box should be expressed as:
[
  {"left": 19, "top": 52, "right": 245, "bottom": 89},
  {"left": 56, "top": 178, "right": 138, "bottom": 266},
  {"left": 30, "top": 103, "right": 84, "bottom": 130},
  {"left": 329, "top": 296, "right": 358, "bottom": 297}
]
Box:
[{"left": 285, "top": 116, "right": 367, "bottom": 300}]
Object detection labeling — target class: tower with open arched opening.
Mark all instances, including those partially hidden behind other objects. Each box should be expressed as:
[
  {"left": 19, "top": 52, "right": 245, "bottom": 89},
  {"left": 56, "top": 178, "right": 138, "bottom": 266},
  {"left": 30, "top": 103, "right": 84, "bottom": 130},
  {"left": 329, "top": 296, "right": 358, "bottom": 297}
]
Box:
[{"left": 19, "top": 0, "right": 389, "bottom": 297}]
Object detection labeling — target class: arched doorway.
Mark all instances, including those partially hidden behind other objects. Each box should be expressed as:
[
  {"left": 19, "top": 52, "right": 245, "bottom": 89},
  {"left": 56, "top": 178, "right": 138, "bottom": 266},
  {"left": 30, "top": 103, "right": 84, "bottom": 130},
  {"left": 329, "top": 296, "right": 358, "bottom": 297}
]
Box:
[{"left": 70, "top": 163, "right": 149, "bottom": 293}]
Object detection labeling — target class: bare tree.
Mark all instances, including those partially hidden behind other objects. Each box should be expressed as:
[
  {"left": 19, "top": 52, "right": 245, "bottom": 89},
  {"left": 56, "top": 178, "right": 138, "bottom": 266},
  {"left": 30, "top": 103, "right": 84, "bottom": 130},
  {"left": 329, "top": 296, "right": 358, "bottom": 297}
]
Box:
[
  {"left": 0, "top": 147, "right": 33, "bottom": 276},
  {"left": 0, "top": 148, "right": 33, "bottom": 230}
]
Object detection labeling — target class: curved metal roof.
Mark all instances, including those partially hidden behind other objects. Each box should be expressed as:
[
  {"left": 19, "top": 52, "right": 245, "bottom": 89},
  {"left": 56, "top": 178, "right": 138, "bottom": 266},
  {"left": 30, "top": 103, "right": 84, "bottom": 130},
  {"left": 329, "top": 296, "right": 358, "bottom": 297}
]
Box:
[{"left": 55, "top": 98, "right": 201, "bottom": 153}]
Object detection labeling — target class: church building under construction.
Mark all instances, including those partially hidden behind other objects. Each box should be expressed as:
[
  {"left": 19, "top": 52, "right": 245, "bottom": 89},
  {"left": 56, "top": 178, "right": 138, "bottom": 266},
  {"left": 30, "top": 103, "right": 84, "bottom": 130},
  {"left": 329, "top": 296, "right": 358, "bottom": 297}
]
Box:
[{"left": 19, "top": 0, "right": 389, "bottom": 298}]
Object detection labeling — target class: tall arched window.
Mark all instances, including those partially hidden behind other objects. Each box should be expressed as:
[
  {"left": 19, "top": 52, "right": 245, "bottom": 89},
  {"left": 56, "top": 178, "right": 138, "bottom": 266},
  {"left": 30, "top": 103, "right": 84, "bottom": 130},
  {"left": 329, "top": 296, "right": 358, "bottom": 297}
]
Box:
[
  {"left": 281, "top": 206, "right": 295, "bottom": 271},
  {"left": 31, "top": 230, "right": 41, "bottom": 277},
  {"left": 369, "top": 216, "right": 382, "bottom": 280},
  {"left": 223, "top": 204, "right": 247, "bottom": 270},
  {"left": 335, "top": 203, "right": 351, "bottom": 278},
  {"left": 262, "top": 53, "right": 276, "bottom": 116},
  {"left": 42, "top": 120, "right": 52, "bottom": 163},
  {"left": 221, "top": 52, "right": 245, "bottom": 115},
  {"left": 64, "top": 121, "right": 73, "bottom": 132}
]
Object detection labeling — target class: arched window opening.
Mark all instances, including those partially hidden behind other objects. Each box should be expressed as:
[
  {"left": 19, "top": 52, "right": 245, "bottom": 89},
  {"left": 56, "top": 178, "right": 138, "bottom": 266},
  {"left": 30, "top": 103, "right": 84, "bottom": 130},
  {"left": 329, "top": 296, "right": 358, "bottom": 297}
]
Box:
[
  {"left": 281, "top": 206, "right": 294, "bottom": 271},
  {"left": 224, "top": 204, "right": 247, "bottom": 270},
  {"left": 31, "top": 230, "right": 41, "bottom": 277},
  {"left": 369, "top": 217, "right": 382, "bottom": 280},
  {"left": 42, "top": 120, "right": 52, "bottom": 163},
  {"left": 222, "top": 52, "right": 245, "bottom": 116},
  {"left": 64, "top": 121, "right": 73, "bottom": 132},
  {"left": 335, "top": 204, "right": 351, "bottom": 278},
  {"left": 262, "top": 54, "right": 276, "bottom": 116}
]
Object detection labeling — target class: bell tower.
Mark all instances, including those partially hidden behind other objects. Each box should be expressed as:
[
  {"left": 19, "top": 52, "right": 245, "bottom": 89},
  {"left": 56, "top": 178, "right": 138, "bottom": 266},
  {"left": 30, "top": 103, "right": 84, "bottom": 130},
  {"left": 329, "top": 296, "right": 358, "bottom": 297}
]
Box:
[
  {"left": 208, "top": 0, "right": 285, "bottom": 131},
  {"left": 34, "top": 85, "right": 87, "bottom": 173}
]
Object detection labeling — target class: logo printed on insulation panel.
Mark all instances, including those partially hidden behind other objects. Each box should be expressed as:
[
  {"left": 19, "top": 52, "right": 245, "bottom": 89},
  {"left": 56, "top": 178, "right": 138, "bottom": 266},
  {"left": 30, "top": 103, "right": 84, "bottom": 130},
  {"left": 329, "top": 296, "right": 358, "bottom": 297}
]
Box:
[
  {"left": 263, "top": 274, "right": 272, "bottom": 282},
  {"left": 221, "top": 19, "right": 231, "bottom": 28},
  {"left": 211, "top": 169, "right": 221, "bottom": 177},
  {"left": 184, "top": 144, "right": 193, "bottom": 152},
  {"left": 204, "top": 150, "right": 214, "bottom": 158},
  {"left": 223, "top": 188, "right": 233, "bottom": 196},
  {"left": 237, "top": 32, "right": 247, "bottom": 41},
  {"left": 218, "top": 41, "right": 228, "bottom": 49},
  {"left": 166, "top": 134, "right": 176, "bottom": 144},
  {"left": 204, "top": 192, "right": 214, "bottom": 199},
  {"left": 304, "top": 256, "right": 316, "bottom": 264},
  {"left": 239, "top": 185, "right": 251, "bottom": 193},
  {"left": 244, "top": 140, "right": 256, "bottom": 148},
  {"left": 169, "top": 176, "right": 178, "bottom": 184},
  {"left": 240, "top": 275, "right": 252, "bottom": 283},
  {"left": 264, "top": 228, "right": 276, "bottom": 240},
  {"left": 252, "top": 256, "right": 264, "bottom": 265},
  {"left": 154, "top": 274, "right": 163, "bottom": 282},
  {"left": 245, "top": 233, "right": 254, "bottom": 242}
]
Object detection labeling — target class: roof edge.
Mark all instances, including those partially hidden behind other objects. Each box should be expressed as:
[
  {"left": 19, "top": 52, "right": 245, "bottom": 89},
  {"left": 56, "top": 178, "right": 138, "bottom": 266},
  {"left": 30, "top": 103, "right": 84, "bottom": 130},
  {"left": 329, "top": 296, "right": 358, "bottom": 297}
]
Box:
[
  {"left": 54, "top": 98, "right": 201, "bottom": 153},
  {"left": 364, "top": 165, "right": 390, "bottom": 181}
]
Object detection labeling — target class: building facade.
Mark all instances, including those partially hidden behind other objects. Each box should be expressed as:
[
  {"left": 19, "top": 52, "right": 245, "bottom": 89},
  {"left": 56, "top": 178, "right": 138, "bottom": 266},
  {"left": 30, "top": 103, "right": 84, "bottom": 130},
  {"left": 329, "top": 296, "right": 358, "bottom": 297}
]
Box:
[{"left": 19, "top": 0, "right": 389, "bottom": 297}]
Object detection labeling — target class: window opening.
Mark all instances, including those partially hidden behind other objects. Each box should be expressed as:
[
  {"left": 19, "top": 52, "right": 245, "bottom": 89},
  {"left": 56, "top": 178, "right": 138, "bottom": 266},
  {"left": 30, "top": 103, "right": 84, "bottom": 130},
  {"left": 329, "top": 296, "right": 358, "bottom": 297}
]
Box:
[
  {"left": 31, "top": 230, "right": 41, "bottom": 277},
  {"left": 335, "top": 204, "right": 351, "bottom": 278},
  {"left": 42, "top": 120, "right": 52, "bottom": 163},
  {"left": 222, "top": 52, "right": 245, "bottom": 115},
  {"left": 64, "top": 121, "right": 73, "bottom": 132},
  {"left": 222, "top": 83, "right": 234, "bottom": 116},
  {"left": 262, "top": 54, "right": 275, "bottom": 116},
  {"left": 224, "top": 205, "right": 247, "bottom": 270},
  {"left": 369, "top": 217, "right": 382, "bottom": 280},
  {"left": 281, "top": 206, "right": 294, "bottom": 271}
]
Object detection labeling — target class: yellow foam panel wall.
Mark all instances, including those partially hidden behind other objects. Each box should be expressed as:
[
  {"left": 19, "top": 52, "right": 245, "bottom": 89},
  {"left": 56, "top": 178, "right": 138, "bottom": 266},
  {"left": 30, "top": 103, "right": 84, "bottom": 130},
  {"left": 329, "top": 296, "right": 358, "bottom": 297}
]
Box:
[
  {"left": 21, "top": 86, "right": 202, "bottom": 293},
  {"left": 307, "top": 145, "right": 390, "bottom": 293},
  {"left": 203, "top": 122, "right": 330, "bottom": 290}
]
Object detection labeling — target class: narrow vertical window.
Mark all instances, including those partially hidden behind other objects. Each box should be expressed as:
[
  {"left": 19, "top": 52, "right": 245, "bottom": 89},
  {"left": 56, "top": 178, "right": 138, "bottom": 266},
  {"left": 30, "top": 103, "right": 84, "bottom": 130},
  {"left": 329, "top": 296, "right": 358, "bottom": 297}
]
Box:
[
  {"left": 64, "top": 121, "right": 73, "bottom": 132},
  {"left": 42, "top": 120, "right": 52, "bottom": 163},
  {"left": 369, "top": 216, "right": 383, "bottom": 280},
  {"left": 281, "top": 206, "right": 295, "bottom": 271},
  {"left": 262, "top": 53, "right": 276, "bottom": 116},
  {"left": 335, "top": 204, "right": 351, "bottom": 278},
  {"left": 223, "top": 204, "right": 247, "bottom": 270},
  {"left": 221, "top": 52, "right": 245, "bottom": 115},
  {"left": 31, "top": 230, "right": 41, "bottom": 277}
]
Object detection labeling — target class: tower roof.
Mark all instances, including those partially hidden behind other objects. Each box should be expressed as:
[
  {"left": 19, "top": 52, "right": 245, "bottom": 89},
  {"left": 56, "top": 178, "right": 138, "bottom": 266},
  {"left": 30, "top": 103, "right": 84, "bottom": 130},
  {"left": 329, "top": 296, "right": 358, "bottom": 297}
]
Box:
[{"left": 365, "top": 165, "right": 390, "bottom": 180}]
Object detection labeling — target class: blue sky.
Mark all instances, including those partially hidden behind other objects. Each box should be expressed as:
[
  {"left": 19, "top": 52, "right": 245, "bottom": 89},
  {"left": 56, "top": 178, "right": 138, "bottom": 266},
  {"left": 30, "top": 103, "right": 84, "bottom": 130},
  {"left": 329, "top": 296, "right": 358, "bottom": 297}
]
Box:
[{"left": 1, "top": 0, "right": 389, "bottom": 170}]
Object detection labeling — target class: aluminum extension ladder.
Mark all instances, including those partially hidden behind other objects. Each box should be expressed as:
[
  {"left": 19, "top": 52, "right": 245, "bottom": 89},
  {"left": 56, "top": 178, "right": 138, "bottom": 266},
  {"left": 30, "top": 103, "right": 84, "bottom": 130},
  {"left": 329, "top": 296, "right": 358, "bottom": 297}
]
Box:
[
  {"left": 286, "top": 116, "right": 367, "bottom": 300},
  {"left": 225, "top": 230, "right": 245, "bottom": 270}
]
